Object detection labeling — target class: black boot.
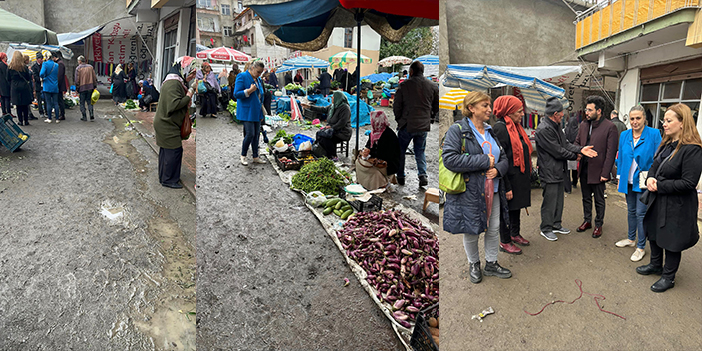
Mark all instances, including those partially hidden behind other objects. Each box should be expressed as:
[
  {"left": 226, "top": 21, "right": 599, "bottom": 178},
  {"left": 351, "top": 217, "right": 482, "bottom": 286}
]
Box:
[
  {"left": 636, "top": 263, "right": 663, "bottom": 276},
  {"left": 651, "top": 277, "right": 675, "bottom": 292},
  {"left": 484, "top": 261, "right": 512, "bottom": 279},
  {"left": 469, "top": 261, "right": 482, "bottom": 284},
  {"left": 418, "top": 175, "right": 428, "bottom": 187}
]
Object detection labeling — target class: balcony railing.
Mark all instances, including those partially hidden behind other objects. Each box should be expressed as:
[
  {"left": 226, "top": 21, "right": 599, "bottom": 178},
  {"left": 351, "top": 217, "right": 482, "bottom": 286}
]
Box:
[{"left": 575, "top": 0, "right": 701, "bottom": 49}]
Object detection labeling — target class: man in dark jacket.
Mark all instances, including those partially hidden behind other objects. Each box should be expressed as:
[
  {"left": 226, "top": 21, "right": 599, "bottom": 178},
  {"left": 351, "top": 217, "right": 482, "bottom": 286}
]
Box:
[
  {"left": 564, "top": 114, "right": 581, "bottom": 189},
  {"left": 268, "top": 67, "right": 279, "bottom": 89},
  {"left": 284, "top": 71, "right": 292, "bottom": 86},
  {"left": 74, "top": 55, "right": 97, "bottom": 121},
  {"left": 30, "top": 52, "right": 45, "bottom": 120},
  {"left": 317, "top": 68, "right": 332, "bottom": 96},
  {"left": 574, "top": 95, "right": 619, "bottom": 238},
  {"left": 0, "top": 53, "right": 11, "bottom": 117},
  {"left": 535, "top": 97, "right": 597, "bottom": 241},
  {"left": 392, "top": 61, "right": 439, "bottom": 187},
  {"left": 55, "top": 53, "right": 67, "bottom": 120}
]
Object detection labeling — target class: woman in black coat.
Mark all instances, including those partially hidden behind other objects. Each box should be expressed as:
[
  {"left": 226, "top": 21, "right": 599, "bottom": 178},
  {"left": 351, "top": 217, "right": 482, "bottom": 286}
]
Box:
[
  {"left": 492, "top": 96, "right": 533, "bottom": 255},
  {"left": 637, "top": 103, "right": 702, "bottom": 292},
  {"left": 111, "top": 64, "right": 127, "bottom": 104},
  {"left": 7, "top": 52, "right": 33, "bottom": 125},
  {"left": 0, "top": 53, "right": 11, "bottom": 116}
]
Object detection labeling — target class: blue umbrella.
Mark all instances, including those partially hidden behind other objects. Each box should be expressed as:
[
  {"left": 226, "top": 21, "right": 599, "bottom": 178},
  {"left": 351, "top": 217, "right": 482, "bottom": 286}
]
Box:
[
  {"left": 277, "top": 55, "right": 329, "bottom": 73},
  {"left": 413, "top": 54, "right": 439, "bottom": 66}
]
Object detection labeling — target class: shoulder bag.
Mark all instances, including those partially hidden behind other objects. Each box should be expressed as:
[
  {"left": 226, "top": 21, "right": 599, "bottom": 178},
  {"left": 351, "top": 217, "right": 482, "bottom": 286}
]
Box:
[{"left": 439, "top": 123, "right": 467, "bottom": 194}]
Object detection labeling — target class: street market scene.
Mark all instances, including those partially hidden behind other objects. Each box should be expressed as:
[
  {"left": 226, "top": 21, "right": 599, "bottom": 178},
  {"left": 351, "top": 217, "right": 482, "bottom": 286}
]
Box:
[
  {"left": 439, "top": 0, "right": 702, "bottom": 350},
  {"left": 0, "top": 0, "right": 198, "bottom": 349},
  {"left": 194, "top": 0, "right": 441, "bottom": 349}
]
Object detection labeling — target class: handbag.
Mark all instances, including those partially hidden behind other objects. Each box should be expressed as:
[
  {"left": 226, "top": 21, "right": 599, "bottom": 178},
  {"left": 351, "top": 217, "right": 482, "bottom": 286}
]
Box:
[
  {"left": 181, "top": 115, "right": 192, "bottom": 140},
  {"left": 317, "top": 127, "right": 334, "bottom": 139},
  {"left": 439, "top": 123, "right": 467, "bottom": 194},
  {"left": 638, "top": 170, "right": 648, "bottom": 189},
  {"left": 143, "top": 94, "right": 153, "bottom": 105}
]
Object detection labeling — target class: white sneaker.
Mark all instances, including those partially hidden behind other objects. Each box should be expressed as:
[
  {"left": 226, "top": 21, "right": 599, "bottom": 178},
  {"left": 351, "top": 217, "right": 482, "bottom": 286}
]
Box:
[
  {"left": 631, "top": 249, "right": 646, "bottom": 262},
  {"left": 240, "top": 156, "right": 248, "bottom": 165},
  {"left": 615, "top": 239, "right": 636, "bottom": 247},
  {"left": 55, "top": 119, "right": 60, "bottom": 124},
  {"left": 252, "top": 157, "right": 266, "bottom": 164},
  {"left": 44, "top": 118, "right": 51, "bottom": 123}
]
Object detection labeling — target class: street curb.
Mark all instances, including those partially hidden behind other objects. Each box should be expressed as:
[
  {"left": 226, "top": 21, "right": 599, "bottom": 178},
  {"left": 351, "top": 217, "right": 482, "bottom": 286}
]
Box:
[{"left": 115, "top": 106, "right": 197, "bottom": 199}]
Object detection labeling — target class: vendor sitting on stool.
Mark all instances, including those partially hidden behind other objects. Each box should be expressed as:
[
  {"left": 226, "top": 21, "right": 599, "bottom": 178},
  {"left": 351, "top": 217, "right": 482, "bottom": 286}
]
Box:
[
  {"left": 302, "top": 90, "right": 352, "bottom": 161},
  {"left": 356, "top": 111, "right": 401, "bottom": 190}
]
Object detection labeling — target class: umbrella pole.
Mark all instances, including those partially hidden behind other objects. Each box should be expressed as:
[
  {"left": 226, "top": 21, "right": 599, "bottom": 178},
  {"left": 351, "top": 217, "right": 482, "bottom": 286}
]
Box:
[{"left": 355, "top": 11, "right": 363, "bottom": 155}]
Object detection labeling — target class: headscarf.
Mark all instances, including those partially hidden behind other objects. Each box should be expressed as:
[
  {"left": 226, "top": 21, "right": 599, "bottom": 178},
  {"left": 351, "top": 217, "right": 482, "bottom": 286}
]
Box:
[
  {"left": 493, "top": 95, "right": 532, "bottom": 173},
  {"left": 0, "top": 53, "right": 7, "bottom": 64},
  {"left": 164, "top": 56, "right": 199, "bottom": 90},
  {"left": 328, "top": 90, "right": 348, "bottom": 118},
  {"left": 369, "top": 110, "right": 390, "bottom": 148},
  {"left": 114, "top": 64, "right": 123, "bottom": 75}
]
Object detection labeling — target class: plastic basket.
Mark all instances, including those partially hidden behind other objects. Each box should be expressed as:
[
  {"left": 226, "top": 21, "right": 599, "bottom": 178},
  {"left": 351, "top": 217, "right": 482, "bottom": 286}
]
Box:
[
  {"left": 338, "top": 185, "right": 383, "bottom": 212},
  {"left": 410, "top": 304, "right": 439, "bottom": 351},
  {"left": 275, "top": 152, "right": 301, "bottom": 171},
  {"left": 292, "top": 133, "right": 315, "bottom": 151},
  {"left": 0, "top": 114, "right": 30, "bottom": 152}
]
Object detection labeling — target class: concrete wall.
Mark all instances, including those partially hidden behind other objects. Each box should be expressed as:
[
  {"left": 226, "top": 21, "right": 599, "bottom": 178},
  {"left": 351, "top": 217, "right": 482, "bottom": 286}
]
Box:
[
  {"left": 445, "top": 0, "right": 577, "bottom": 66},
  {"left": 44, "top": 0, "right": 130, "bottom": 34},
  {"left": 0, "top": 0, "right": 45, "bottom": 27}
]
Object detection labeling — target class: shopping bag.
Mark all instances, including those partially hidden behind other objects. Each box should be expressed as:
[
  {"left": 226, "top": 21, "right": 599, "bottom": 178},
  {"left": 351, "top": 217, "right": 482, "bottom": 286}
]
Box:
[
  {"left": 197, "top": 80, "right": 207, "bottom": 94},
  {"left": 439, "top": 124, "right": 467, "bottom": 194},
  {"left": 91, "top": 89, "right": 100, "bottom": 105}
]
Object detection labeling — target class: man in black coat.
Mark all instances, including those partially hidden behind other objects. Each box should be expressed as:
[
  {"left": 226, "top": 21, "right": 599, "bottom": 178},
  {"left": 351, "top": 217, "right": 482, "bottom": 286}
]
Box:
[
  {"left": 55, "top": 53, "right": 67, "bottom": 120},
  {"left": 535, "top": 98, "right": 597, "bottom": 241},
  {"left": 564, "top": 113, "right": 581, "bottom": 189},
  {"left": 317, "top": 68, "right": 332, "bottom": 96}
]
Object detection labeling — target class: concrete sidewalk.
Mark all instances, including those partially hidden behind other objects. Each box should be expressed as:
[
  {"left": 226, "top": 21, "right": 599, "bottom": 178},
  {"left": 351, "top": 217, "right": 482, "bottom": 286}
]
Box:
[{"left": 117, "top": 106, "right": 196, "bottom": 196}]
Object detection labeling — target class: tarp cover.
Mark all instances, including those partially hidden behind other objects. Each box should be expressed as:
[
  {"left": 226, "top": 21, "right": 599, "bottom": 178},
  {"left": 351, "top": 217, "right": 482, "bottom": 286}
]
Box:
[
  {"left": 0, "top": 8, "right": 59, "bottom": 45},
  {"left": 361, "top": 72, "right": 394, "bottom": 83}
]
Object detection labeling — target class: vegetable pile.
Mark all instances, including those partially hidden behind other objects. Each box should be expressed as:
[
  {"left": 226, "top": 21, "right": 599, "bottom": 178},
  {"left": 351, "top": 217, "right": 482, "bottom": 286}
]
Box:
[
  {"left": 271, "top": 129, "right": 293, "bottom": 146},
  {"left": 337, "top": 210, "right": 439, "bottom": 328},
  {"left": 64, "top": 98, "right": 76, "bottom": 108},
  {"left": 291, "top": 158, "right": 349, "bottom": 195},
  {"left": 322, "top": 198, "right": 354, "bottom": 219},
  {"left": 284, "top": 83, "right": 303, "bottom": 91},
  {"left": 124, "top": 99, "right": 137, "bottom": 109}
]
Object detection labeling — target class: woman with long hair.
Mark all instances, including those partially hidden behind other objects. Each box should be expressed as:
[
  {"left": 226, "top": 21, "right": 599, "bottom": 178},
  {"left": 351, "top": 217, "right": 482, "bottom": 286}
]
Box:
[
  {"left": 442, "top": 91, "right": 512, "bottom": 284},
  {"left": 636, "top": 103, "right": 702, "bottom": 292},
  {"left": 7, "top": 52, "right": 33, "bottom": 126}
]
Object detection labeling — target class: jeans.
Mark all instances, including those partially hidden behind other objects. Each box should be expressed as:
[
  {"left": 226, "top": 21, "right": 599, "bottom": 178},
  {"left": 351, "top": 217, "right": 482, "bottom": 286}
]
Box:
[
  {"left": 44, "top": 92, "right": 60, "bottom": 120},
  {"left": 625, "top": 183, "right": 647, "bottom": 249},
  {"left": 79, "top": 90, "right": 94, "bottom": 119},
  {"left": 463, "top": 194, "right": 500, "bottom": 263},
  {"left": 540, "top": 181, "right": 565, "bottom": 232},
  {"left": 397, "top": 128, "right": 427, "bottom": 179},
  {"left": 242, "top": 120, "right": 261, "bottom": 158}
]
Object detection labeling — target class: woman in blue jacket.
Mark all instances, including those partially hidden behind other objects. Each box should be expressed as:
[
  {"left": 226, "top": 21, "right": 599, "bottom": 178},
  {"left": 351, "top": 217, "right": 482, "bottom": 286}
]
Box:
[
  {"left": 442, "top": 91, "right": 512, "bottom": 284},
  {"left": 615, "top": 105, "right": 662, "bottom": 261},
  {"left": 234, "top": 61, "right": 266, "bottom": 166}
]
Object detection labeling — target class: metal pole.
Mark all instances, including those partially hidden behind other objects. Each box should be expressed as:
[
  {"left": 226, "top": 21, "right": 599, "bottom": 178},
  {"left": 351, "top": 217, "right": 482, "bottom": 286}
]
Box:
[{"left": 355, "top": 11, "right": 364, "bottom": 154}]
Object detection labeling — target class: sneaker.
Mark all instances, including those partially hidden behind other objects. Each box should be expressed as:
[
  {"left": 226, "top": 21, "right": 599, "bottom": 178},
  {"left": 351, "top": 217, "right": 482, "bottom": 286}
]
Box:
[
  {"left": 17, "top": 121, "right": 23, "bottom": 126},
  {"left": 90, "top": 116, "right": 94, "bottom": 121},
  {"left": 240, "top": 156, "right": 248, "bottom": 165},
  {"left": 81, "top": 117, "right": 87, "bottom": 121},
  {"left": 55, "top": 119, "right": 60, "bottom": 124},
  {"left": 252, "top": 157, "right": 266, "bottom": 164},
  {"left": 540, "top": 231, "right": 558, "bottom": 241},
  {"left": 44, "top": 119, "right": 51, "bottom": 123},
  {"left": 553, "top": 227, "right": 571, "bottom": 234},
  {"left": 484, "top": 261, "right": 512, "bottom": 279},
  {"left": 631, "top": 249, "right": 646, "bottom": 262},
  {"left": 615, "top": 239, "right": 636, "bottom": 248}
]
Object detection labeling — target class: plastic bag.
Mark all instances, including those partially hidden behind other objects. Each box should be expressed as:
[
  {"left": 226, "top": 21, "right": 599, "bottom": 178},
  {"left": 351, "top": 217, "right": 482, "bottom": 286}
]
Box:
[
  {"left": 306, "top": 191, "right": 327, "bottom": 207},
  {"left": 298, "top": 140, "right": 312, "bottom": 151},
  {"left": 197, "top": 80, "right": 207, "bottom": 94},
  {"left": 91, "top": 89, "right": 100, "bottom": 105}
]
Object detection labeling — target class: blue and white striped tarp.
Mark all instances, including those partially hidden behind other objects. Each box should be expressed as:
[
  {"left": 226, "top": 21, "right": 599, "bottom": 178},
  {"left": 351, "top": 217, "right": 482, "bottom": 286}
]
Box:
[
  {"left": 442, "top": 64, "right": 569, "bottom": 112},
  {"left": 277, "top": 55, "right": 329, "bottom": 73},
  {"left": 413, "top": 54, "right": 439, "bottom": 66}
]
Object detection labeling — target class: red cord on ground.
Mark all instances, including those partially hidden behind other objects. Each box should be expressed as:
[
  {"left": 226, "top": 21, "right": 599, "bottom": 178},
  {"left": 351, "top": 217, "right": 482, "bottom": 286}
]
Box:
[{"left": 524, "top": 279, "right": 626, "bottom": 320}]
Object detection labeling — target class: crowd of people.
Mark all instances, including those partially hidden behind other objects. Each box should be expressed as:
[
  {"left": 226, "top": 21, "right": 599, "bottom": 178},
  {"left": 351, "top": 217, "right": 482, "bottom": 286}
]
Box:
[{"left": 443, "top": 91, "right": 702, "bottom": 293}]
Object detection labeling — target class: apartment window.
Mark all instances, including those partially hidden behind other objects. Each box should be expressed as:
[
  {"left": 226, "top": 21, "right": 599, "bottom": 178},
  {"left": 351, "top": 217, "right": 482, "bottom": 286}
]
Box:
[
  {"left": 221, "top": 4, "right": 230, "bottom": 15},
  {"left": 639, "top": 78, "right": 702, "bottom": 129},
  {"left": 223, "top": 26, "right": 232, "bottom": 36},
  {"left": 238, "top": 1, "right": 243, "bottom": 11},
  {"left": 197, "top": 0, "right": 213, "bottom": 9},
  {"left": 162, "top": 28, "right": 178, "bottom": 81},
  {"left": 197, "top": 17, "right": 216, "bottom": 32},
  {"left": 344, "top": 28, "right": 353, "bottom": 48}
]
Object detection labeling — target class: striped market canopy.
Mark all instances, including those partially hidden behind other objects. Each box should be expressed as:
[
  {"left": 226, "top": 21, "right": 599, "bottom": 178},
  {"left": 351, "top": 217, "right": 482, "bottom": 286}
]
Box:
[
  {"left": 277, "top": 55, "right": 329, "bottom": 73},
  {"left": 378, "top": 56, "right": 412, "bottom": 67},
  {"left": 328, "top": 51, "right": 372, "bottom": 69},
  {"left": 441, "top": 64, "right": 569, "bottom": 112},
  {"left": 413, "top": 54, "right": 439, "bottom": 66},
  {"left": 439, "top": 88, "right": 469, "bottom": 110},
  {"left": 196, "top": 47, "right": 251, "bottom": 63}
]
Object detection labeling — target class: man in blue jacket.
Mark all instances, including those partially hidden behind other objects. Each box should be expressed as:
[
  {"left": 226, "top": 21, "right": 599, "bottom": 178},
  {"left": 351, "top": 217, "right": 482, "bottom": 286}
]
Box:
[
  {"left": 40, "top": 52, "right": 60, "bottom": 123},
  {"left": 234, "top": 61, "right": 266, "bottom": 166}
]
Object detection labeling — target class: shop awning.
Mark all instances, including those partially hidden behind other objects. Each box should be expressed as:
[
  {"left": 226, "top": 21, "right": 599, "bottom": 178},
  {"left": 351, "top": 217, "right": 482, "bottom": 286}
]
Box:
[
  {"left": 57, "top": 25, "right": 104, "bottom": 46},
  {"left": 6, "top": 43, "right": 74, "bottom": 61},
  {"left": 442, "top": 64, "right": 574, "bottom": 112},
  {"left": 0, "top": 8, "right": 59, "bottom": 45}
]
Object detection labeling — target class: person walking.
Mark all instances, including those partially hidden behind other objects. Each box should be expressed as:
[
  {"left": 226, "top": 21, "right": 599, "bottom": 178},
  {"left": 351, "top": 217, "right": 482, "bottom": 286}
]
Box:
[
  {"left": 7, "top": 52, "right": 33, "bottom": 126},
  {"left": 392, "top": 61, "right": 439, "bottom": 187},
  {"left": 196, "top": 62, "right": 221, "bottom": 118},
  {"left": 234, "top": 61, "right": 267, "bottom": 166},
  {"left": 55, "top": 53, "right": 67, "bottom": 120},
  {"left": 0, "top": 52, "right": 11, "bottom": 117},
  {"left": 40, "top": 52, "right": 60, "bottom": 123},
  {"left": 31, "top": 52, "right": 45, "bottom": 120},
  {"left": 492, "top": 95, "right": 532, "bottom": 254},
  {"left": 317, "top": 68, "right": 332, "bottom": 97},
  {"left": 614, "top": 105, "right": 662, "bottom": 262},
  {"left": 74, "top": 55, "right": 97, "bottom": 121},
  {"left": 442, "top": 91, "right": 512, "bottom": 284},
  {"left": 636, "top": 103, "right": 702, "bottom": 292},
  {"left": 535, "top": 97, "right": 597, "bottom": 241},
  {"left": 111, "top": 64, "right": 127, "bottom": 105},
  {"left": 153, "top": 57, "right": 198, "bottom": 189},
  {"left": 574, "top": 95, "right": 619, "bottom": 238}
]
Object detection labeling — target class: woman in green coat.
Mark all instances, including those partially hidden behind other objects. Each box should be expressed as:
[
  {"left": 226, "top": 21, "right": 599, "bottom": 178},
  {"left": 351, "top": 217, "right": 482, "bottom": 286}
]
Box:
[{"left": 153, "top": 57, "right": 198, "bottom": 189}]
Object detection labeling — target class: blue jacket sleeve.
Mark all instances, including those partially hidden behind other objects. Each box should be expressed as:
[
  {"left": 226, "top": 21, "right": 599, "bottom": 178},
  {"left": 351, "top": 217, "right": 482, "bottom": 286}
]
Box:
[
  {"left": 443, "top": 124, "right": 490, "bottom": 173},
  {"left": 39, "top": 62, "right": 48, "bottom": 78},
  {"left": 234, "top": 73, "right": 250, "bottom": 100}
]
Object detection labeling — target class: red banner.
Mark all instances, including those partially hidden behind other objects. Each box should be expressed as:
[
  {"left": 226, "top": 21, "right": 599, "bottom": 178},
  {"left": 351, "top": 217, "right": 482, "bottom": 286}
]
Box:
[{"left": 92, "top": 33, "right": 103, "bottom": 62}]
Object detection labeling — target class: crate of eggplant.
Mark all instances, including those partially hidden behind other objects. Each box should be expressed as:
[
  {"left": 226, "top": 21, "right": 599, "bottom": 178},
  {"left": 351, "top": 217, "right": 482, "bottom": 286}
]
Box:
[{"left": 275, "top": 152, "right": 301, "bottom": 171}]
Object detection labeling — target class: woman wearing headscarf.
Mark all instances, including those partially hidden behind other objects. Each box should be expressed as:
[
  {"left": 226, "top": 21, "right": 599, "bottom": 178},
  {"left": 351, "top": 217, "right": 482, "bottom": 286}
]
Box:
[
  {"left": 442, "top": 91, "right": 512, "bottom": 284},
  {"left": 0, "top": 53, "right": 11, "bottom": 117},
  {"left": 138, "top": 79, "right": 159, "bottom": 112},
  {"left": 636, "top": 103, "right": 702, "bottom": 292},
  {"left": 153, "top": 57, "right": 198, "bottom": 189},
  {"left": 196, "top": 62, "right": 221, "bottom": 118},
  {"left": 294, "top": 71, "right": 304, "bottom": 85},
  {"left": 228, "top": 66, "right": 240, "bottom": 101},
  {"left": 356, "top": 110, "right": 401, "bottom": 190},
  {"left": 126, "top": 62, "right": 139, "bottom": 99},
  {"left": 303, "top": 90, "right": 352, "bottom": 160},
  {"left": 492, "top": 95, "right": 533, "bottom": 255},
  {"left": 111, "top": 64, "right": 127, "bottom": 105},
  {"left": 7, "top": 52, "right": 33, "bottom": 126}
]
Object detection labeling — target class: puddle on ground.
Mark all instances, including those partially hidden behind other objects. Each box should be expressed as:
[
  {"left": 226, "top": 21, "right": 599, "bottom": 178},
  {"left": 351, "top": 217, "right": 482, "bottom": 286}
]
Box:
[{"left": 103, "top": 116, "right": 196, "bottom": 350}]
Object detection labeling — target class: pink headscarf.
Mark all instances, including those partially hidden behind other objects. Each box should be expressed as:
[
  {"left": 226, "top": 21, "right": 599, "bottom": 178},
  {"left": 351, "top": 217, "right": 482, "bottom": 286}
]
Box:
[
  {"left": 0, "top": 53, "right": 7, "bottom": 64},
  {"left": 370, "top": 111, "right": 390, "bottom": 147}
]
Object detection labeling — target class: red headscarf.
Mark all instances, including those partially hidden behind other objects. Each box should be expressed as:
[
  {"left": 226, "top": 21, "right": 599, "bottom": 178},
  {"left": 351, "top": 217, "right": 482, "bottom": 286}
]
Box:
[
  {"left": 369, "top": 110, "right": 390, "bottom": 147},
  {"left": 493, "top": 95, "right": 533, "bottom": 173},
  {"left": 0, "top": 53, "right": 7, "bottom": 64}
]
